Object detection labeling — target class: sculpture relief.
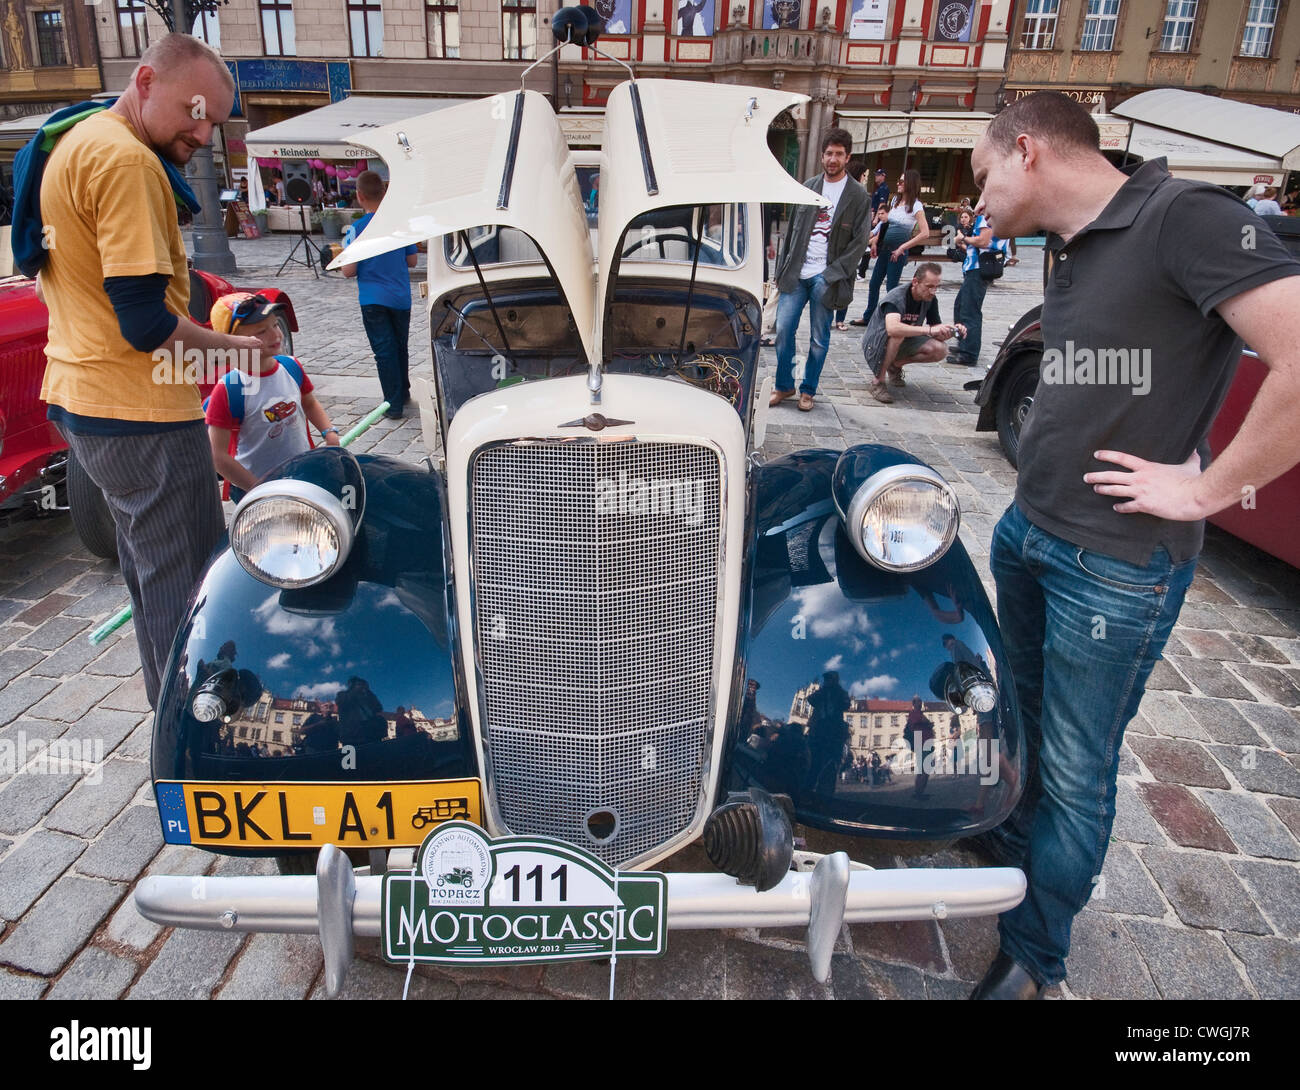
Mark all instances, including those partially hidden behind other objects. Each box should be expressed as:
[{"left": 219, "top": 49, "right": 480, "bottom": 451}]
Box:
[{"left": 5, "top": 2, "right": 28, "bottom": 71}]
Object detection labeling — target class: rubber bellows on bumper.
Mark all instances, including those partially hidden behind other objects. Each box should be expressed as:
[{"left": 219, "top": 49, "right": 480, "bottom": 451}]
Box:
[{"left": 702, "top": 787, "right": 795, "bottom": 892}]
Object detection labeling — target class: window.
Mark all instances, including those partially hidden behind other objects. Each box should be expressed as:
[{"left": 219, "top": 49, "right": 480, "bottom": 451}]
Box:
[
  {"left": 1020, "top": 0, "right": 1059, "bottom": 49},
  {"left": 502, "top": 0, "right": 536, "bottom": 61},
  {"left": 873, "top": 734, "right": 882, "bottom": 747},
  {"left": 272, "top": 730, "right": 283, "bottom": 742},
  {"left": 260, "top": 0, "right": 296, "bottom": 56},
  {"left": 426, "top": 0, "right": 459, "bottom": 58},
  {"left": 1158, "top": 0, "right": 1196, "bottom": 51},
  {"left": 349, "top": 0, "right": 383, "bottom": 57},
  {"left": 1080, "top": 0, "right": 1119, "bottom": 50},
  {"left": 274, "top": 712, "right": 285, "bottom": 723},
  {"left": 117, "top": 0, "right": 149, "bottom": 58},
  {"left": 192, "top": 7, "right": 221, "bottom": 49},
  {"left": 33, "top": 10, "right": 67, "bottom": 66},
  {"left": 1241, "top": 0, "right": 1278, "bottom": 57}
]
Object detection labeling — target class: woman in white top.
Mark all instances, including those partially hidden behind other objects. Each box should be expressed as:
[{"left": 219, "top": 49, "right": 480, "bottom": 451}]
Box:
[{"left": 852, "top": 169, "right": 929, "bottom": 325}]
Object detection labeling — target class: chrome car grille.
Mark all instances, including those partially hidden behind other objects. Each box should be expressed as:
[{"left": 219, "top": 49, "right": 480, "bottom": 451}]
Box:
[{"left": 470, "top": 439, "right": 722, "bottom": 867}]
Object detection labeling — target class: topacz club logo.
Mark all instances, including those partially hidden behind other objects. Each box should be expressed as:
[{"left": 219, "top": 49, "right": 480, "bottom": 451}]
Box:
[{"left": 1039, "top": 341, "right": 1152, "bottom": 396}]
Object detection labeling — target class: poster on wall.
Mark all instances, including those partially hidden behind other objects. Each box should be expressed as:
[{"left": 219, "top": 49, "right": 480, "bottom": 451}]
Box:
[
  {"left": 593, "top": 0, "right": 632, "bottom": 34},
  {"left": 675, "top": 0, "right": 715, "bottom": 36},
  {"left": 935, "top": 0, "right": 976, "bottom": 43},
  {"left": 761, "top": 0, "right": 802, "bottom": 29},
  {"left": 848, "top": 0, "right": 887, "bottom": 40}
]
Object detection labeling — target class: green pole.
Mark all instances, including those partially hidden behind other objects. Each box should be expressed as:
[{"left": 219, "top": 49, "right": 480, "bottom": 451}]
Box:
[{"left": 87, "top": 399, "right": 394, "bottom": 644}]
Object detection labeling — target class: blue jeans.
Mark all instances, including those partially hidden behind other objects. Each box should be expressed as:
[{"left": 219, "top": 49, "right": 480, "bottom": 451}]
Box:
[
  {"left": 952, "top": 267, "right": 987, "bottom": 362},
  {"left": 861, "top": 226, "right": 909, "bottom": 321},
  {"left": 360, "top": 304, "right": 412, "bottom": 412},
  {"left": 987, "top": 503, "right": 1196, "bottom": 986},
  {"left": 774, "top": 274, "right": 833, "bottom": 396}
]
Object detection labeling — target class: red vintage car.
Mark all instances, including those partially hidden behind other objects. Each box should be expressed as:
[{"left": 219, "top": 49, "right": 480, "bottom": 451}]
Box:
[
  {"left": 0, "top": 266, "right": 298, "bottom": 558},
  {"left": 971, "top": 216, "right": 1300, "bottom": 568}
]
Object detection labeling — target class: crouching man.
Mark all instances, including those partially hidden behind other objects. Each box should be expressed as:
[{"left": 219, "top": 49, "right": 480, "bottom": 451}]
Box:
[{"left": 862, "top": 262, "right": 965, "bottom": 404}]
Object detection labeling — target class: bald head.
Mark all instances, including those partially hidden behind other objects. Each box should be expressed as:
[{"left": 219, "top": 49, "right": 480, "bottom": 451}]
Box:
[{"left": 137, "top": 33, "right": 234, "bottom": 94}]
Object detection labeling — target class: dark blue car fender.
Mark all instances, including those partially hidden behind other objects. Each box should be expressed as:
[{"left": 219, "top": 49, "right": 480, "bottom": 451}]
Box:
[
  {"left": 150, "top": 452, "right": 477, "bottom": 850},
  {"left": 725, "top": 447, "right": 1024, "bottom": 839}
]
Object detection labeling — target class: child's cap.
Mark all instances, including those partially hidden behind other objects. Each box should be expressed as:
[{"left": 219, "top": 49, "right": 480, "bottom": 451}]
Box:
[{"left": 211, "top": 292, "right": 285, "bottom": 335}]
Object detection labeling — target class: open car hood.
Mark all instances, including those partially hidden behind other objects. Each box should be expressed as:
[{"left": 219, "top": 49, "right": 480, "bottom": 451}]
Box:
[
  {"left": 329, "top": 80, "right": 822, "bottom": 368},
  {"left": 595, "top": 80, "right": 823, "bottom": 361},
  {"left": 327, "top": 89, "right": 596, "bottom": 364}
]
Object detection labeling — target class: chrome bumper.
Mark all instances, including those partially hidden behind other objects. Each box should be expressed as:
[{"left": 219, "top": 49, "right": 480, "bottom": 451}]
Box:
[{"left": 134, "top": 846, "right": 1025, "bottom": 995}]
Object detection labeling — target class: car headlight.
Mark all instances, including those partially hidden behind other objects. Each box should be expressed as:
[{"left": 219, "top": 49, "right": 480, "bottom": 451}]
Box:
[
  {"left": 838, "top": 462, "right": 960, "bottom": 572},
  {"left": 231, "top": 479, "right": 355, "bottom": 588}
]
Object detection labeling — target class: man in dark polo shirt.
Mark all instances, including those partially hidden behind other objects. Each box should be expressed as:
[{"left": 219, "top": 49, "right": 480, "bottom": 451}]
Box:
[{"left": 965, "top": 92, "right": 1300, "bottom": 999}]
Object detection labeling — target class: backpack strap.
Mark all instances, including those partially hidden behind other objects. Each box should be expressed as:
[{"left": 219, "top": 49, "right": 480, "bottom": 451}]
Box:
[
  {"left": 274, "top": 354, "right": 305, "bottom": 390},
  {"left": 221, "top": 370, "right": 246, "bottom": 423}
]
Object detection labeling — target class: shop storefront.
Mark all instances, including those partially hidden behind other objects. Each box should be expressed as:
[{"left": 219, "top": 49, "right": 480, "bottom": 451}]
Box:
[{"left": 837, "top": 110, "right": 1130, "bottom": 207}]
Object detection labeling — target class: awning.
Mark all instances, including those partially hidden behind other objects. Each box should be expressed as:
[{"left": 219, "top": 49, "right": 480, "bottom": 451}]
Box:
[
  {"left": 243, "top": 95, "right": 474, "bottom": 161},
  {"left": 1125, "top": 122, "right": 1283, "bottom": 187},
  {"left": 836, "top": 110, "right": 1129, "bottom": 154},
  {"left": 1115, "top": 89, "right": 1300, "bottom": 171}
]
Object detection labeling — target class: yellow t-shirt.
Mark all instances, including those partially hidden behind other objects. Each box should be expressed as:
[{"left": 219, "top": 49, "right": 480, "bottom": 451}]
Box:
[{"left": 39, "top": 111, "right": 197, "bottom": 422}]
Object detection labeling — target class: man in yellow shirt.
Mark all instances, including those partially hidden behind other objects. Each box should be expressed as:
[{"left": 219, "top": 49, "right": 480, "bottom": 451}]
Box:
[{"left": 40, "top": 33, "right": 261, "bottom": 708}]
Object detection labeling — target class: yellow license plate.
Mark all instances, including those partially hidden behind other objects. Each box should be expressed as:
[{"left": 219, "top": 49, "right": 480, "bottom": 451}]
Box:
[{"left": 155, "top": 780, "right": 482, "bottom": 848}]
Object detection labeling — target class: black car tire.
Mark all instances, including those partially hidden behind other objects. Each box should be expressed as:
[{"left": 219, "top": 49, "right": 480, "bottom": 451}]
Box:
[
  {"left": 995, "top": 354, "right": 1040, "bottom": 470},
  {"left": 67, "top": 448, "right": 119, "bottom": 561}
]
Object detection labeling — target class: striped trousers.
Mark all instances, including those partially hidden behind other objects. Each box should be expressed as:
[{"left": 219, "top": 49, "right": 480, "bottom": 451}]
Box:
[{"left": 59, "top": 422, "right": 224, "bottom": 709}]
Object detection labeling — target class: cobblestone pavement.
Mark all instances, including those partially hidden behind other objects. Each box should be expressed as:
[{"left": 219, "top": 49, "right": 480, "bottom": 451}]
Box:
[{"left": 0, "top": 231, "right": 1297, "bottom": 1001}]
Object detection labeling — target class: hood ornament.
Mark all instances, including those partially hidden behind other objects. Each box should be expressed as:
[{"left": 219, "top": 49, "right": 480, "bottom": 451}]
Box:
[{"left": 559, "top": 413, "right": 634, "bottom": 432}]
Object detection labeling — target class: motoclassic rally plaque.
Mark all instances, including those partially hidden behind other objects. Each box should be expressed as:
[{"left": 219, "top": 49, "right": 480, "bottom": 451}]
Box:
[{"left": 381, "top": 821, "right": 667, "bottom": 965}]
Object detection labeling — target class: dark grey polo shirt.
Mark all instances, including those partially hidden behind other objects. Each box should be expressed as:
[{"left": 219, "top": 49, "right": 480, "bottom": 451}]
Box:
[{"left": 1016, "top": 158, "right": 1300, "bottom": 565}]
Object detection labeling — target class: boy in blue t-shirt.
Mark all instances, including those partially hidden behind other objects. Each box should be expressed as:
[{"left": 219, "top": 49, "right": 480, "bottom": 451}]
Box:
[{"left": 343, "top": 170, "right": 419, "bottom": 419}]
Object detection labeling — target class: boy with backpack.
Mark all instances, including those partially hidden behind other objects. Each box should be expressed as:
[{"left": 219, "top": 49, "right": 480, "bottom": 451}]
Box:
[{"left": 204, "top": 292, "right": 340, "bottom": 501}]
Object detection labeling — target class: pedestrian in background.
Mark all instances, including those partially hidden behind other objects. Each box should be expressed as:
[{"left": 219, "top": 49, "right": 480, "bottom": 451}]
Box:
[
  {"left": 833, "top": 161, "right": 869, "bottom": 330},
  {"left": 947, "top": 204, "right": 993, "bottom": 367},
  {"left": 858, "top": 167, "right": 890, "bottom": 278},
  {"left": 850, "top": 169, "right": 928, "bottom": 327},
  {"left": 343, "top": 170, "right": 418, "bottom": 420},
  {"left": 769, "top": 127, "right": 871, "bottom": 412}
]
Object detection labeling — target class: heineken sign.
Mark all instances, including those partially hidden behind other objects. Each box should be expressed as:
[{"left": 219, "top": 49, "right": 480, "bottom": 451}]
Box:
[{"left": 381, "top": 821, "right": 667, "bottom": 964}]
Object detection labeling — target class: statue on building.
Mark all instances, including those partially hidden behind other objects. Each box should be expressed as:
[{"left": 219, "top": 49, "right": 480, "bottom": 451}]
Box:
[{"left": 5, "top": 2, "right": 28, "bottom": 70}]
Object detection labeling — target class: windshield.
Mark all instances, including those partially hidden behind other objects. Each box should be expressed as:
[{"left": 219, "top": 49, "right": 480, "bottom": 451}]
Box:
[{"left": 621, "top": 204, "right": 747, "bottom": 268}]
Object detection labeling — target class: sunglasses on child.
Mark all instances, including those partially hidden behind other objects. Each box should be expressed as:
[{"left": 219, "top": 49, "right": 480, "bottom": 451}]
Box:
[{"left": 230, "top": 294, "right": 270, "bottom": 322}]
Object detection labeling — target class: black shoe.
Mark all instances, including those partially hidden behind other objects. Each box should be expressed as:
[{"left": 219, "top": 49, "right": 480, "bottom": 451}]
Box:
[
  {"left": 384, "top": 405, "right": 405, "bottom": 420},
  {"left": 848, "top": 318, "right": 868, "bottom": 327},
  {"left": 969, "top": 951, "right": 1044, "bottom": 1000},
  {"left": 946, "top": 354, "right": 977, "bottom": 367}
]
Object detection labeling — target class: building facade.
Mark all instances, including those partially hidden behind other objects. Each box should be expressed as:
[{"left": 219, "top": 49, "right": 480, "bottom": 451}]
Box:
[
  {"left": 0, "top": 0, "right": 101, "bottom": 120},
  {"left": 1004, "top": 0, "right": 1300, "bottom": 114}
]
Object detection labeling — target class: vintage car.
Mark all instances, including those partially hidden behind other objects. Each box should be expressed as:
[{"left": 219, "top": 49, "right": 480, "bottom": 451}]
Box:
[
  {"left": 135, "top": 31, "right": 1026, "bottom": 993},
  {"left": 971, "top": 212, "right": 1300, "bottom": 569},
  {"left": 0, "top": 263, "right": 298, "bottom": 558}
]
